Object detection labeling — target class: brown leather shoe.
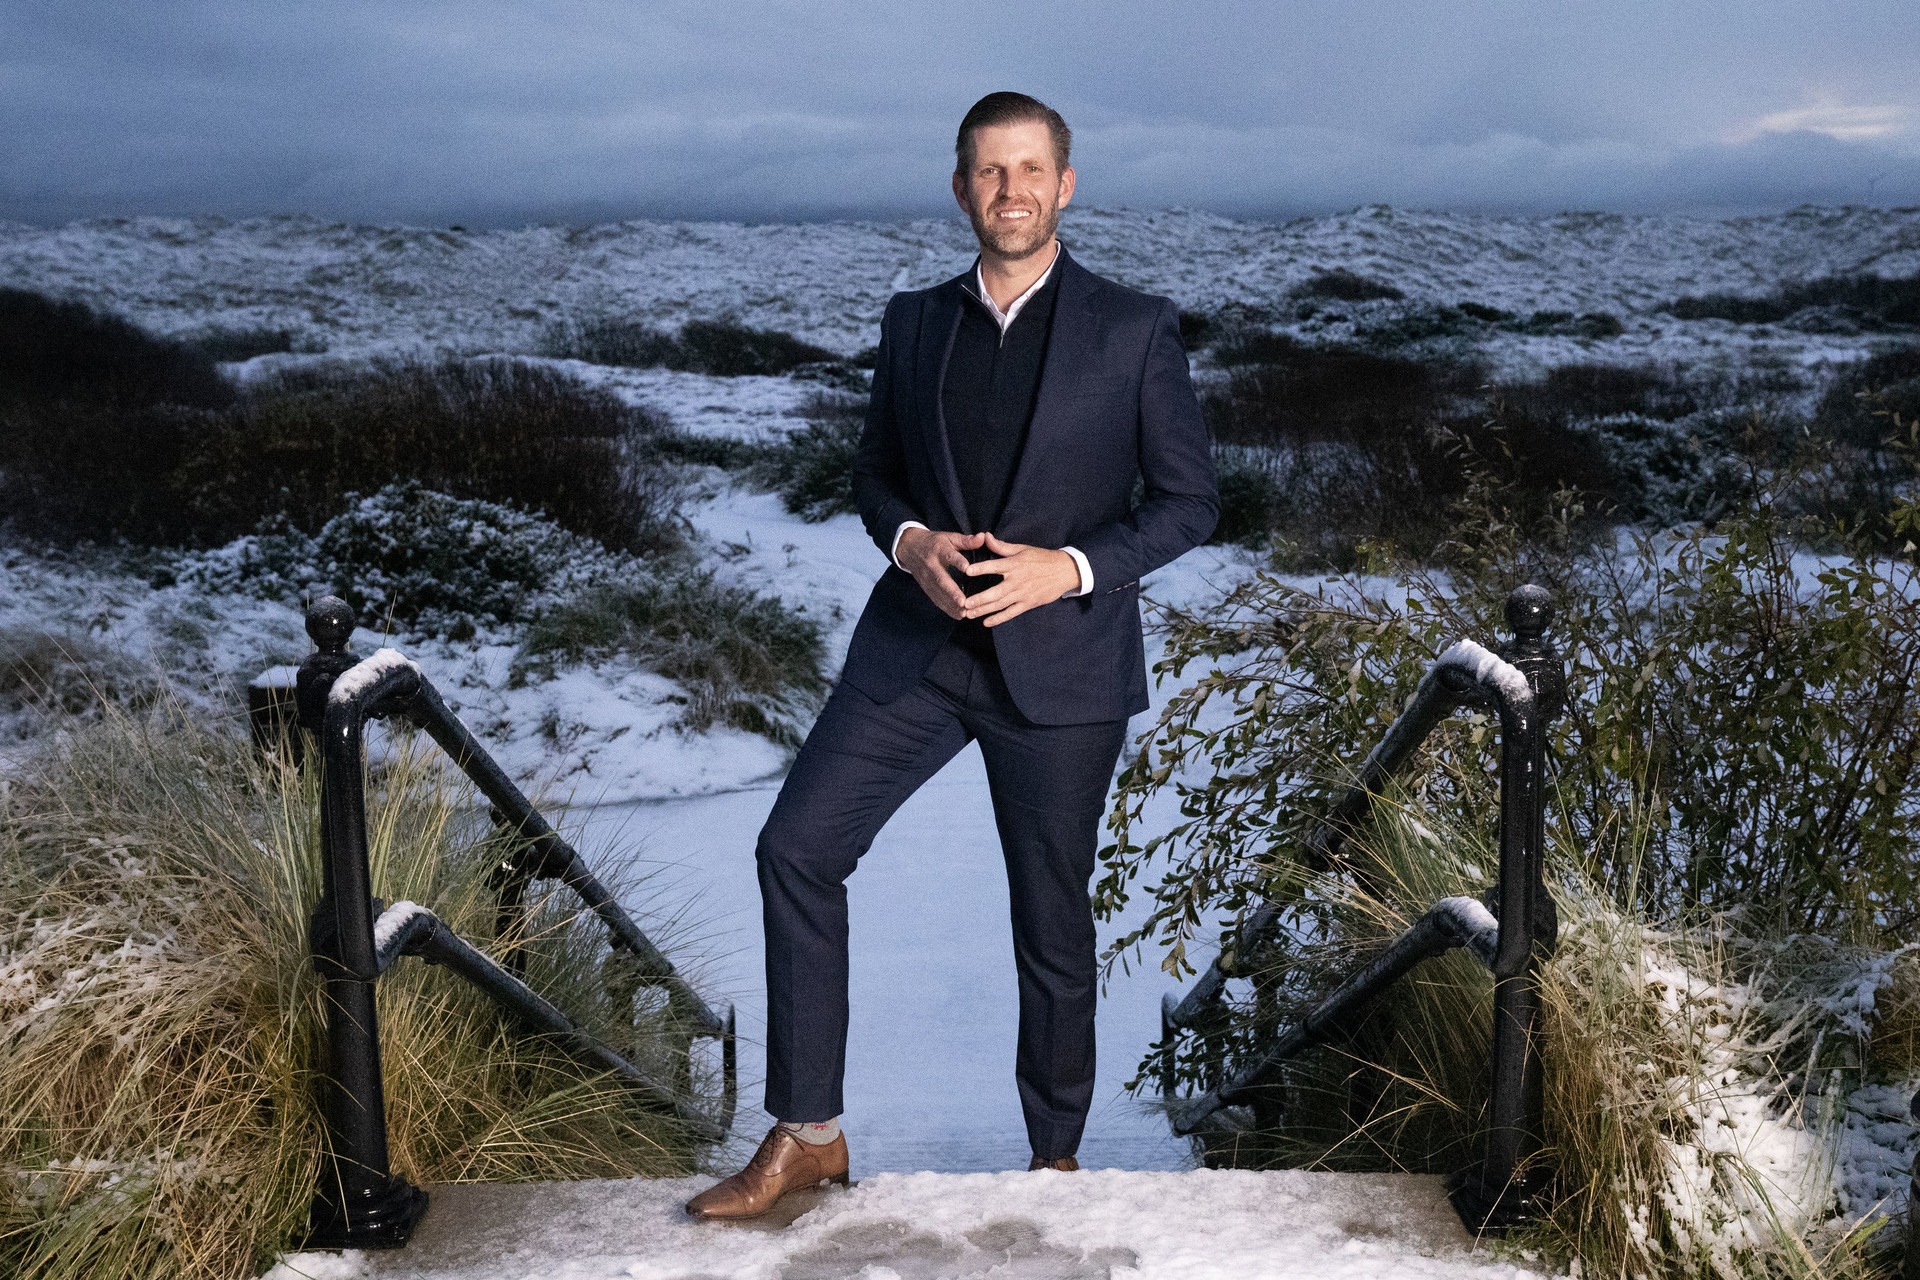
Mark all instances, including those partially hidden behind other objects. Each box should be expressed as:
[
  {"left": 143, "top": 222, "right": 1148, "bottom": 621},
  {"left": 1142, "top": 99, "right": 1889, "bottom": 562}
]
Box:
[
  {"left": 1028, "top": 1155, "right": 1080, "bottom": 1171},
  {"left": 685, "top": 1126, "right": 850, "bottom": 1220}
]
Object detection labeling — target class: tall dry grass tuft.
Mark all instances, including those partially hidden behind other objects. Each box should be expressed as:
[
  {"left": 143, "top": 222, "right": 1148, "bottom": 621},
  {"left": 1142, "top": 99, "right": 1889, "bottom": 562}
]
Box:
[
  {"left": 0, "top": 692, "right": 710, "bottom": 1280},
  {"left": 1222, "top": 794, "right": 1899, "bottom": 1280}
]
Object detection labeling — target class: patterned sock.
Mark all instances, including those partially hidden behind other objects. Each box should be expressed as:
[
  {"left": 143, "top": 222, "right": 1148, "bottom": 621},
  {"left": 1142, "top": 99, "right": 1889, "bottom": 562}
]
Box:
[{"left": 777, "top": 1117, "right": 842, "bottom": 1145}]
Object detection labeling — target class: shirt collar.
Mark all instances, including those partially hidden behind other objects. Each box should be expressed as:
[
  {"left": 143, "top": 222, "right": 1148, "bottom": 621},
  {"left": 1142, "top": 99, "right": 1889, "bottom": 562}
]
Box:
[{"left": 968, "top": 240, "right": 1061, "bottom": 334}]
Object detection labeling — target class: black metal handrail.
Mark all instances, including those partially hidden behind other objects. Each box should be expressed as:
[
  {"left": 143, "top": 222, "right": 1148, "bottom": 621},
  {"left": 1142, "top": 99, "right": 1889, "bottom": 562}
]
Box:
[
  {"left": 1157, "top": 585, "right": 1564, "bottom": 1235},
  {"left": 1907, "top": 1090, "right": 1918, "bottom": 1280},
  {"left": 287, "top": 597, "right": 735, "bottom": 1251}
]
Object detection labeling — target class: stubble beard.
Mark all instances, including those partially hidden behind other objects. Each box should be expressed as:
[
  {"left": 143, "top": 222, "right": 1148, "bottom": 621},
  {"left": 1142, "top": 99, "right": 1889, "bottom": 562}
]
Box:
[{"left": 970, "top": 194, "right": 1061, "bottom": 263}]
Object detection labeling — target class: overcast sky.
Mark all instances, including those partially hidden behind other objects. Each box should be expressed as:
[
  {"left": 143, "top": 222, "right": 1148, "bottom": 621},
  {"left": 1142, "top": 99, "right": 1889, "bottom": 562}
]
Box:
[{"left": 5, "top": 1, "right": 1919, "bottom": 226}]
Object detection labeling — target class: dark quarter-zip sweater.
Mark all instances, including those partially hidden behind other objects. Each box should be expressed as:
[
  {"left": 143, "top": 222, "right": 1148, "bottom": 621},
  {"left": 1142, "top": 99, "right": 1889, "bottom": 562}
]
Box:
[{"left": 940, "top": 264, "right": 1062, "bottom": 654}]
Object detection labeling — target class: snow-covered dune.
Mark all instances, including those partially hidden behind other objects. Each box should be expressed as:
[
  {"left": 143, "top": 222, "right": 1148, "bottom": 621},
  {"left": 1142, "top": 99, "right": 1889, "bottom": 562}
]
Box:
[{"left": 3, "top": 205, "right": 1917, "bottom": 361}]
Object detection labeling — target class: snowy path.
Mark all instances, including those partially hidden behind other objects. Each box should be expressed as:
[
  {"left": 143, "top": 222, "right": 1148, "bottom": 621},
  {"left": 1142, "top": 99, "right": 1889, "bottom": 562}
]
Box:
[
  {"left": 568, "top": 745, "right": 1192, "bottom": 1179},
  {"left": 550, "top": 487, "right": 1261, "bottom": 1177},
  {"left": 267, "top": 1169, "right": 1541, "bottom": 1280}
]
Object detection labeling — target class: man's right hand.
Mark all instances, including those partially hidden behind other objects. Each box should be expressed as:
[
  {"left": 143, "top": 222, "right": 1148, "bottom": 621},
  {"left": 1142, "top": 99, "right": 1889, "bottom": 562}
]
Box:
[{"left": 895, "top": 527, "right": 988, "bottom": 619}]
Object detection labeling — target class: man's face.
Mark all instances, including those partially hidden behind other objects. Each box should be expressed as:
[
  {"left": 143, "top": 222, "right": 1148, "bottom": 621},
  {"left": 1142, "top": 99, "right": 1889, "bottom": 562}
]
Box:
[{"left": 952, "top": 120, "right": 1076, "bottom": 262}]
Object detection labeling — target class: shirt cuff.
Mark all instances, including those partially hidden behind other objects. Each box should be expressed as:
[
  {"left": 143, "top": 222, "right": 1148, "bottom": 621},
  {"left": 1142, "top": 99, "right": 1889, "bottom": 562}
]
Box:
[
  {"left": 1060, "top": 545, "right": 1093, "bottom": 597},
  {"left": 891, "top": 521, "right": 930, "bottom": 570}
]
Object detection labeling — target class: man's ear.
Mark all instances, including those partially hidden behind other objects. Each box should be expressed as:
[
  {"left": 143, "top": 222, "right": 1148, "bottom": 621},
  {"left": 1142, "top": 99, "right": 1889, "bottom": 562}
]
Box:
[
  {"left": 952, "top": 169, "right": 972, "bottom": 217},
  {"left": 1056, "top": 165, "right": 1077, "bottom": 211}
]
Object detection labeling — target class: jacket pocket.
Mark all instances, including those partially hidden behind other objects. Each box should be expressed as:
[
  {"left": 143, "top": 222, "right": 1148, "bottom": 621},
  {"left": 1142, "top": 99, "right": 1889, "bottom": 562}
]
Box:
[{"left": 1064, "top": 376, "right": 1128, "bottom": 398}]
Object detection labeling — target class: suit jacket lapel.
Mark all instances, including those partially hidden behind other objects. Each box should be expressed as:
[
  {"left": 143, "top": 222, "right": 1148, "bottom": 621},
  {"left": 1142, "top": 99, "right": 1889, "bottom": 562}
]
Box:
[
  {"left": 916, "top": 278, "right": 972, "bottom": 533},
  {"left": 999, "top": 248, "right": 1099, "bottom": 526}
]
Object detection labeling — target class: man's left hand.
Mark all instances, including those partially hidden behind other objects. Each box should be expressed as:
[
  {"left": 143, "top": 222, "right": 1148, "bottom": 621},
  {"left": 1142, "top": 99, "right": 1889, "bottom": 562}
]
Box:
[{"left": 960, "top": 533, "right": 1081, "bottom": 627}]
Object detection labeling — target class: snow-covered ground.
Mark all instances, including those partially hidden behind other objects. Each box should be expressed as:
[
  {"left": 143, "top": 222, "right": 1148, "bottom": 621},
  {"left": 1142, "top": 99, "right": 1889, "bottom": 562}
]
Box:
[
  {"left": 5, "top": 205, "right": 1918, "bottom": 379},
  {"left": 4, "top": 207, "right": 1916, "bottom": 1276},
  {"left": 263, "top": 1168, "right": 1541, "bottom": 1280}
]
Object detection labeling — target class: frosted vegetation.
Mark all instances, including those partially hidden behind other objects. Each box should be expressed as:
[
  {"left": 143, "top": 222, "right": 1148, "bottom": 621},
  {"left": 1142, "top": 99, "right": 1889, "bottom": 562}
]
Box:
[
  {"left": 1, "top": 207, "right": 1918, "bottom": 1277},
  {"left": 1101, "top": 477, "right": 1920, "bottom": 1277},
  {"left": 0, "top": 702, "right": 714, "bottom": 1280}
]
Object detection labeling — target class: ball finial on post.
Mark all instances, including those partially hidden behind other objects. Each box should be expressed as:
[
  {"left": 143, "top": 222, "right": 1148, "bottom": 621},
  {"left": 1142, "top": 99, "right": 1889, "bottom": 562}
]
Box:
[
  {"left": 306, "top": 596, "right": 357, "bottom": 656},
  {"left": 296, "top": 596, "right": 362, "bottom": 736},
  {"left": 1498, "top": 585, "right": 1564, "bottom": 725},
  {"left": 1504, "top": 585, "right": 1554, "bottom": 647}
]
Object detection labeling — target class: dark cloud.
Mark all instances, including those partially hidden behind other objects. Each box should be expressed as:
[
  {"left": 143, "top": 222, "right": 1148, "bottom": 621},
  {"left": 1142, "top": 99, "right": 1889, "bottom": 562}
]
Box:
[{"left": 2, "top": 1, "right": 1917, "bottom": 225}]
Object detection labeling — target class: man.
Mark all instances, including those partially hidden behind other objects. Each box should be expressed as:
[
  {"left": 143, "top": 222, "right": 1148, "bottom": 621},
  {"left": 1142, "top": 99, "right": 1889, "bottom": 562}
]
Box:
[{"left": 685, "top": 91, "right": 1218, "bottom": 1220}]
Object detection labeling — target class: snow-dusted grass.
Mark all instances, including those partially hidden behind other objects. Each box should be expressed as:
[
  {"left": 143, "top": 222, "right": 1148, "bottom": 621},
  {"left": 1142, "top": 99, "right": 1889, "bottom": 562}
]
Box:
[
  {"left": 1201, "top": 797, "right": 1916, "bottom": 1280},
  {"left": 0, "top": 695, "right": 718, "bottom": 1280},
  {"left": 516, "top": 572, "right": 826, "bottom": 745}
]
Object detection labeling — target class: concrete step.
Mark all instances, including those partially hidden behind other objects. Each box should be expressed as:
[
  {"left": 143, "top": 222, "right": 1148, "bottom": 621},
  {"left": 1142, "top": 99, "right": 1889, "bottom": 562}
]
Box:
[{"left": 266, "top": 1168, "right": 1545, "bottom": 1280}]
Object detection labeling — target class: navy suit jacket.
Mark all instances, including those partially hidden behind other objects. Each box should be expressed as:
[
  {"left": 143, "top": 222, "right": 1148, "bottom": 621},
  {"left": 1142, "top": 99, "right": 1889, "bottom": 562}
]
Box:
[{"left": 842, "top": 248, "right": 1219, "bottom": 726}]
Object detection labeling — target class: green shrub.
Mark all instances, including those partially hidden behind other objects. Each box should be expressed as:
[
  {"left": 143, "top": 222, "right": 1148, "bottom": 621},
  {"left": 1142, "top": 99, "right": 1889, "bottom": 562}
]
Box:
[
  {"left": 1787, "top": 348, "right": 1920, "bottom": 546},
  {"left": 1456, "top": 301, "right": 1512, "bottom": 323},
  {"left": 1354, "top": 304, "right": 1485, "bottom": 347},
  {"left": 517, "top": 574, "right": 828, "bottom": 744},
  {"left": 180, "top": 326, "right": 298, "bottom": 363},
  {"left": 644, "top": 430, "right": 765, "bottom": 471},
  {"left": 542, "top": 316, "right": 842, "bottom": 377},
  {"left": 1503, "top": 363, "right": 1698, "bottom": 423},
  {"left": 0, "top": 693, "right": 711, "bottom": 1280},
  {"left": 1508, "top": 310, "right": 1625, "bottom": 339},
  {"left": 1669, "top": 273, "right": 1920, "bottom": 329},
  {"left": 1292, "top": 269, "right": 1404, "bottom": 303},
  {"left": 1812, "top": 346, "right": 1920, "bottom": 448},
  {"left": 0, "top": 288, "right": 230, "bottom": 409},
  {"left": 207, "top": 358, "right": 682, "bottom": 554},
  {"left": 0, "top": 399, "right": 226, "bottom": 546},
  {"left": 177, "top": 485, "right": 827, "bottom": 744},
  {"left": 1109, "top": 479, "right": 1920, "bottom": 962},
  {"left": 1203, "top": 337, "right": 1473, "bottom": 436},
  {"left": 1207, "top": 447, "right": 1292, "bottom": 550},
  {"left": 1199, "top": 340, "right": 1630, "bottom": 564},
  {"left": 0, "top": 350, "right": 682, "bottom": 553},
  {"left": 750, "top": 393, "right": 865, "bottom": 522}
]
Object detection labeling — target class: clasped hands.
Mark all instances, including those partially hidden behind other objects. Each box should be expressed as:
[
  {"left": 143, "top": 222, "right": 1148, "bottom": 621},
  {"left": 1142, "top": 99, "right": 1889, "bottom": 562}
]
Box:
[{"left": 896, "top": 527, "right": 1079, "bottom": 626}]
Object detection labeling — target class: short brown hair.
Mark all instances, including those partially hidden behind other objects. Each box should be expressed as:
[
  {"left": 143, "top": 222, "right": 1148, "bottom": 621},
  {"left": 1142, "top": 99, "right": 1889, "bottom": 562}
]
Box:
[{"left": 954, "top": 92, "right": 1072, "bottom": 174}]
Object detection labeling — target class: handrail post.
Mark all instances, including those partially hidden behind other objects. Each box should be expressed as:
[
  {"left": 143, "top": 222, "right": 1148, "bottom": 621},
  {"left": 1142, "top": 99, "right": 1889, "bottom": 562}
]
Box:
[
  {"left": 1450, "top": 585, "right": 1563, "bottom": 1232},
  {"left": 1905, "top": 1089, "right": 1919, "bottom": 1280},
  {"left": 297, "top": 598, "right": 429, "bottom": 1250}
]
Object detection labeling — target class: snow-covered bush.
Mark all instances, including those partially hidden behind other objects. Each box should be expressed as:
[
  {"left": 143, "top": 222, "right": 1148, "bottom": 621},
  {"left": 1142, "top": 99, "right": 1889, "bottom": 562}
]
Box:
[
  {"left": 1189, "top": 325, "right": 1824, "bottom": 563},
  {"left": 0, "top": 692, "right": 710, "bottom": 1280},
  {"left": 177, "top": 484, "right": 829, "bottom": 742},
  {"left": 178, "top": 482, "right": 629, "bottom": 636},
  {"left": 1568, "top": 410, "right": 1753, "bottom": 526}
]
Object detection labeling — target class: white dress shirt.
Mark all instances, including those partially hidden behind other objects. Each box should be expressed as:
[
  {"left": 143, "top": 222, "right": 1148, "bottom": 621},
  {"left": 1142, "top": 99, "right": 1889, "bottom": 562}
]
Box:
[{"left": 888, "top": 242, "right": 1095, "bottom": 598}]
